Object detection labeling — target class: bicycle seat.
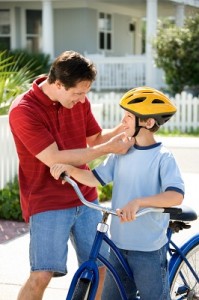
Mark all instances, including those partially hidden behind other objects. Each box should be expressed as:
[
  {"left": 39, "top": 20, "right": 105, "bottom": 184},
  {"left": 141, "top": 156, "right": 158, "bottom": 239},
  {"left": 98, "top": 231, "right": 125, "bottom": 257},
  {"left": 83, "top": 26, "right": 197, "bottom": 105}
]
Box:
[{"left": 170, "top": 205, "right": 198, "bottom": 221}]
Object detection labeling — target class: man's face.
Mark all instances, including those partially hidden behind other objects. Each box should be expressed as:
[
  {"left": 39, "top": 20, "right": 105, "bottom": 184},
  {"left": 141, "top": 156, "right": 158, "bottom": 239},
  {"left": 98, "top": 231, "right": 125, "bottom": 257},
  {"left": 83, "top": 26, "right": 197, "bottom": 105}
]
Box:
[{"left": 55, "top": 80, "right": 91, "bottom": 108}]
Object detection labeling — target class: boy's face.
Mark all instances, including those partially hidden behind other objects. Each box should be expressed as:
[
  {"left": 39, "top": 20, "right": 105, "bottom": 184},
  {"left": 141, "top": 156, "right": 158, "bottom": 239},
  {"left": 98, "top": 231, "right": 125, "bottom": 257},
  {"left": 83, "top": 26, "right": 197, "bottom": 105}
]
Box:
[
  {"left": 121, "top": 110, "right": 136, "bottom": 137},
  {"left": 121, "top": 110, "right": 156, "bottom": 136}
]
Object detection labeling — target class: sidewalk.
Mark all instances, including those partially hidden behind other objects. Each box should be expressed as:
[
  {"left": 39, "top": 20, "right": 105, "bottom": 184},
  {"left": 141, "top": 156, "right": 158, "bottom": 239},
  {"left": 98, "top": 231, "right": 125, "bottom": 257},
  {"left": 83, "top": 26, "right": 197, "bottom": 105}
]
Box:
[{"left": 0, "top": 136, "right": 199, "bottom": 300}]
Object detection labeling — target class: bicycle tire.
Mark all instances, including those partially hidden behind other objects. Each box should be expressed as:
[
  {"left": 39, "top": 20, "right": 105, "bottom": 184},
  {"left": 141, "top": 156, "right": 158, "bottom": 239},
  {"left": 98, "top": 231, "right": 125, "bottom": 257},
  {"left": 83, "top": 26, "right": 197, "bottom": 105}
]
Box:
[
  {"left": 71, "top": 278, "right": 92, "bottom": 300},
  {"left": 170, "top": 242, "right": 199, "bottom": 299}
]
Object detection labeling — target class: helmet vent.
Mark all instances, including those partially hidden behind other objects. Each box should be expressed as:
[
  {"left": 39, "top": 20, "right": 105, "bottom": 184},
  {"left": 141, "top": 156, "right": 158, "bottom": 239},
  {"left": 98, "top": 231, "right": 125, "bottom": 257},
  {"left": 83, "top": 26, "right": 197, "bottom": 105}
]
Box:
[
  {"left": 152, "top": 99, "right": 164, "bottom": 104},
  {"left": 128, "top": 97, "right": 146, "bottom": 104}
]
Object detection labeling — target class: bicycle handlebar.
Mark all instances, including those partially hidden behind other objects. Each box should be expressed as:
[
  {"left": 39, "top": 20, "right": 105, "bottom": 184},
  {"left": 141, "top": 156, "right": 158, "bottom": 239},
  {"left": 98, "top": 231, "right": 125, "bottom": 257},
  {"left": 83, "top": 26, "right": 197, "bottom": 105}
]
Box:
[{"left": 60, "top": 172, "right": 182, "bottom": 217}]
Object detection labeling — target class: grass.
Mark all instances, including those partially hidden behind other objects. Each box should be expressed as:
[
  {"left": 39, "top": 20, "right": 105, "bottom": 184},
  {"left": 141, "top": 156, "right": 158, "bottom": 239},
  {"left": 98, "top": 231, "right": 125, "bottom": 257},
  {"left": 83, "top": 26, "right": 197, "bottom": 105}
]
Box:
[{"left": 157, "top": 129, "right": 199, "bottom": 137}]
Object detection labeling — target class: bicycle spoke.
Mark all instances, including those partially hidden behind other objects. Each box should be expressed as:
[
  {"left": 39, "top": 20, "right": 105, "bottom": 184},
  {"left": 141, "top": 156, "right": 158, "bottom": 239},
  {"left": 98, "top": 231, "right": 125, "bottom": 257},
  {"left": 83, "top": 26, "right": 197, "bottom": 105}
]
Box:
[{"left": 170, "top": 244, "right": 199, "bottom": 300}]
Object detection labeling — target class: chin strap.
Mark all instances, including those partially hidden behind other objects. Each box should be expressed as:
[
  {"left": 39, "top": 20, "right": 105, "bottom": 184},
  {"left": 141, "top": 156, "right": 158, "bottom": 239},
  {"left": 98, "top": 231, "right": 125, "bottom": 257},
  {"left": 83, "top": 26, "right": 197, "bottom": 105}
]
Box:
[
  {"left": 132, "top": 116, "right": 142, "bottom": 137},
  {"left": 132, "top": 117, "right": 160, "bottom": 137}
]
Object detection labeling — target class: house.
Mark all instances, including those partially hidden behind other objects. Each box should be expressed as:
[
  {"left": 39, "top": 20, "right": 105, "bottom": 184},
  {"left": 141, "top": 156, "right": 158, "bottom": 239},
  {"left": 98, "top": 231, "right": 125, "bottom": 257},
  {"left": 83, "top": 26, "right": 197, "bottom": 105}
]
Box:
[{"left": 0, "top": 0, "right": 199, "bottom": 90}]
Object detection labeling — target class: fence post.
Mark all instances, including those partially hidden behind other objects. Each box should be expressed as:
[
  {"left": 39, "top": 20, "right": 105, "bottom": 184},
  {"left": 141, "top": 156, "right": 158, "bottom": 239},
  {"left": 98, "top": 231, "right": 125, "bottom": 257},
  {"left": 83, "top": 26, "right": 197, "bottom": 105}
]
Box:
[{"left": 0, "top": 115, "right": 18, "bottom": 189}]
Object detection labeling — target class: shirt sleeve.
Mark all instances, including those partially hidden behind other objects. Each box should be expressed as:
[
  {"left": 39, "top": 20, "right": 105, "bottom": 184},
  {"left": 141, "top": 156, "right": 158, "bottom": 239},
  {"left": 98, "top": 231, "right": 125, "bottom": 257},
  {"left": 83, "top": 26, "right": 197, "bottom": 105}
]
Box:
[
  {"left": 160, "top": 152, "right": 185, "bottom": 196},
  {"left": 9, "top": 106, "right": 54, "bottom": 156},
  {"left": 93, "top": 154, "right": 116, "bottom": 185}
]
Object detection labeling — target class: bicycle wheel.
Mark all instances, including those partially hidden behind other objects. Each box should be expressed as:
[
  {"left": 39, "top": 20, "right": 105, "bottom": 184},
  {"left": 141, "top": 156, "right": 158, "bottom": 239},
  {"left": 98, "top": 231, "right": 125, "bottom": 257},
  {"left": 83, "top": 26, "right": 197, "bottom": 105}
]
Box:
[
  {"left": 71, "top": 278, "right": 92, "bottom": 300},
  {"left": 170, "top": 242, "right": 199, "bottom": 300}
]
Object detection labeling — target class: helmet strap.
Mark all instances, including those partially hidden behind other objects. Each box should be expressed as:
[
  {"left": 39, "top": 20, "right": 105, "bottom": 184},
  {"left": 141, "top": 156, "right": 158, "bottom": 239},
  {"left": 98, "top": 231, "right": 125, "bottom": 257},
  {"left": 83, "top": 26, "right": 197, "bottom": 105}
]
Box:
[{"left": 132, "top": 116, "right": 142, "bottom": 137}]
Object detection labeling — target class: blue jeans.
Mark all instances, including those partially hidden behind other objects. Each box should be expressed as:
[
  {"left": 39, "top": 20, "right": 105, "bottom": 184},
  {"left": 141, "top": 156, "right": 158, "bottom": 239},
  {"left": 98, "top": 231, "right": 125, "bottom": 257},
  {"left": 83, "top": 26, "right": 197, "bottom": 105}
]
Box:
[
  {"left": 102, "top": 244, "right": 170, "bottom": 300},
  {"left": 29, "top": 200, "right": 107, "bottom": 277}
]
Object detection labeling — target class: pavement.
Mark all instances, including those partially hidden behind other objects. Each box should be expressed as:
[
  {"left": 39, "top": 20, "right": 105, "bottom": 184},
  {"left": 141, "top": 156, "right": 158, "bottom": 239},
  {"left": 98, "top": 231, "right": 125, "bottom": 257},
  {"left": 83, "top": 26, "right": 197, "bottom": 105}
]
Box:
[{"left": 0, "top": 136, "right": 199, "bottom": 300}]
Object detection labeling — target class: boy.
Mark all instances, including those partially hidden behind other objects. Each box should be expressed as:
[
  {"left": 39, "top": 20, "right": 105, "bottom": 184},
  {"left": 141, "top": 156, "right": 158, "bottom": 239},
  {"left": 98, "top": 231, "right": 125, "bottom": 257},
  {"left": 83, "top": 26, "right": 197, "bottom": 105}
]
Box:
[{"left": 50, "top": 87, "right": 184, "bottom": 300}]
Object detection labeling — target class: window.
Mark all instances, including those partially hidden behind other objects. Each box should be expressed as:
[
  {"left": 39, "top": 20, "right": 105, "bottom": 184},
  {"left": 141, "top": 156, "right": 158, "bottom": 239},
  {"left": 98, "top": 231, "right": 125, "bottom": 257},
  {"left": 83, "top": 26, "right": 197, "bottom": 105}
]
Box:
[
  {"left": 26, "top": 10, "right": 42, "bottom": 53},
  {"left": 98, "top": 13, "right": 112, "bottom": 51},
  {"left": 0, "top": 10, "right": 11, "bottom": 50}
]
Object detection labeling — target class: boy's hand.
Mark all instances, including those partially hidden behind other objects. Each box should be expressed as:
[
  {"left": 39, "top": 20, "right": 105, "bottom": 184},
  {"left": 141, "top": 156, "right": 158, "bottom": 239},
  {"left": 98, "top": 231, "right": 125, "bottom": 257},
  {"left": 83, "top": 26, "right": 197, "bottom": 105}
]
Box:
[{"left": 116, "top": 200, "right": 140, "bottom": 223}]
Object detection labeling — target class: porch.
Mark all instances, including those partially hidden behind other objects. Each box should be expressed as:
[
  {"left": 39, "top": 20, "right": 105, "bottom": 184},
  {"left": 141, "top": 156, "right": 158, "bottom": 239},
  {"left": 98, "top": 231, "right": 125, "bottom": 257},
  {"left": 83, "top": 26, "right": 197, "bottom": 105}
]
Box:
[{"left": 85, "top": 54, "right": 165, "bottom": 91}]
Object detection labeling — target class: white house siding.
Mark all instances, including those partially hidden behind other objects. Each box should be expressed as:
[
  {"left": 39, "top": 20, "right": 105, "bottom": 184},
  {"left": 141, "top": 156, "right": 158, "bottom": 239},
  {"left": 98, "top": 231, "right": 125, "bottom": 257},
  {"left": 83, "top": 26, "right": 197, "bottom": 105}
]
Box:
[
  {"left": 54, "top": 8, "right": 98, "bottom": 57},
  {"left": 113, "top": 14, "right": 135, "bottom": 56}
]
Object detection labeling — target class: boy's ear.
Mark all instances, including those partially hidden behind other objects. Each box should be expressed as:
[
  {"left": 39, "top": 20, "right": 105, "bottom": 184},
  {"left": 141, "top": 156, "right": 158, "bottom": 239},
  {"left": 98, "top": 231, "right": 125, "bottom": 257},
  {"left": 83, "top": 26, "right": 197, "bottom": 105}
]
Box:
[{"left": 145, "top": 118, "right": 156, "bottom": 129}]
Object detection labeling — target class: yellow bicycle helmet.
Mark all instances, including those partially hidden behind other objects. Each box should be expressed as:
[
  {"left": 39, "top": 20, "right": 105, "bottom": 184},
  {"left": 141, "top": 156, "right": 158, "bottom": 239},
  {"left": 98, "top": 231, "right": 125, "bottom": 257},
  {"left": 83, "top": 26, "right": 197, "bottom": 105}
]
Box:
[{"left": 120, "top": 86, "right": 177, "bottom": 126}]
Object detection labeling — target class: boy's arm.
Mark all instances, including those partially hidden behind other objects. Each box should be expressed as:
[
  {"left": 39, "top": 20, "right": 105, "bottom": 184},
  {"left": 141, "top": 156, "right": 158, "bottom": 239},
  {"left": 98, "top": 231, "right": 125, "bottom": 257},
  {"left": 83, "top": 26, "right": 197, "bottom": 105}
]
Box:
[
  {"left": 50, "top": 163, "right": 100, "bottom": 187},
  {"left": 117, "top": 190, "right": 184, "bottom": 223}
]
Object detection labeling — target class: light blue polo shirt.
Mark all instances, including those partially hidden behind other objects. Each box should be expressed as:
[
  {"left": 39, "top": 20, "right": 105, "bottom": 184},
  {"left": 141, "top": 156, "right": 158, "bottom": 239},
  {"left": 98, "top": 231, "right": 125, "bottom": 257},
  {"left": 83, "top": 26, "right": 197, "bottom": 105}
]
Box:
[{"left": 93, "top": 142, "right": 184, "bottom": 251}]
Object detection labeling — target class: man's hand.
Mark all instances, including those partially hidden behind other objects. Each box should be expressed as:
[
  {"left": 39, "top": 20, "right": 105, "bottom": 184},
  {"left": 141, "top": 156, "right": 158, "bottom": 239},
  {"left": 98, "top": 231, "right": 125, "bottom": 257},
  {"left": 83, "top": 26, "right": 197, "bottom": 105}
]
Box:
[
  {"left": 50, "top": 163, "right": 74, "bottom": 182},
  {"left": 106, "top": 133, "right": 135, "bottom": 155}
]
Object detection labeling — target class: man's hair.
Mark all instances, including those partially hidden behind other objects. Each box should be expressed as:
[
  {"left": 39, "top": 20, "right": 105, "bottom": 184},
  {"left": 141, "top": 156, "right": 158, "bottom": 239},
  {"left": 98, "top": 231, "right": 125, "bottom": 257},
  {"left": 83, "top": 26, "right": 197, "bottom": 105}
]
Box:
[{"left": 47, "top": 50, "right": 97, "bottom": 88}]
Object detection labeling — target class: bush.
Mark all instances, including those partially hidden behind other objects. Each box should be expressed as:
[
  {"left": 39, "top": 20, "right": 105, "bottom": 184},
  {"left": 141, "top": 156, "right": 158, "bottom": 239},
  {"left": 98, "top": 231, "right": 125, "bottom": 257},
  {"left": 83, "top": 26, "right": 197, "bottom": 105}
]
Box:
[
  {"left": 0, "top": 176, "right": 23, "bottom": 221},
  {"left": 8, "top": 49, "right": 51, "bottom": 77},
  {"left": 0, "top": 159, "right": 113, "bottom": 221},
  {"left": 0, "top": 50, "right": 35, "bottom": 114},
  {"left": 97, "top": 183, "right": 113, "bottom": 202},
  {"left": 153, "top": 14, "right": 199, "bottom": 94},
  {"left": 0, "top": 50, "right": 51, "bottom": 115}
]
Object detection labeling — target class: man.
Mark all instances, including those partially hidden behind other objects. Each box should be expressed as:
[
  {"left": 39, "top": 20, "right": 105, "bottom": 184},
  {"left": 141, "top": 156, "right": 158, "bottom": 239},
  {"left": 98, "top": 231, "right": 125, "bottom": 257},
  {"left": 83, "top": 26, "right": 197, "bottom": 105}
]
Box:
[{"left": 9, "top": 50, "right": 134, "bottom": 300}]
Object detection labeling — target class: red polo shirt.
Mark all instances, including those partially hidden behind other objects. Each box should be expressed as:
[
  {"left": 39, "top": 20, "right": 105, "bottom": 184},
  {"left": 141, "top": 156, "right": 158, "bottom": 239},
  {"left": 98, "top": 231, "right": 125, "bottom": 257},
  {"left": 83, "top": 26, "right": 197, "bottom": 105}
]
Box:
[{"left": 9, "top": 77, "right": 101, "bottom": 222}]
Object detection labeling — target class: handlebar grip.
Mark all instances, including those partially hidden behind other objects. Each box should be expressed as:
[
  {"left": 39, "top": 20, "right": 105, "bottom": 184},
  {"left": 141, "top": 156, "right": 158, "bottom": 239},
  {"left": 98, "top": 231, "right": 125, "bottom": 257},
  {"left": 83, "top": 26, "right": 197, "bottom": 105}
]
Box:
[
  {"left": 163, "top": 207, "right": 182, "bottom": 214},
  {"left": 60, "top": 171, "right": 67, "bottom": 180}
]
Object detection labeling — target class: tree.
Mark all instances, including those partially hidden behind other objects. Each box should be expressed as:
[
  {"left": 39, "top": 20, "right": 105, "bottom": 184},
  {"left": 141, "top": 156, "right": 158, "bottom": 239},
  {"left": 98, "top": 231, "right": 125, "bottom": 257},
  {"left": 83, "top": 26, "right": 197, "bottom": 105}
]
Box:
[{"left": 153, "top": 14, "right": 199, "bottom": 95}]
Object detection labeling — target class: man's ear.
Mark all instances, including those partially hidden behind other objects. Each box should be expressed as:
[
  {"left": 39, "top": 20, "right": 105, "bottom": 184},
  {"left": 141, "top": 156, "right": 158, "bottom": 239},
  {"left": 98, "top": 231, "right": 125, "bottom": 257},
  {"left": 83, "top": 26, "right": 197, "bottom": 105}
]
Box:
[
  {"left": 145, "top": 118, "right": 156, "bottom": 129},
  {"left": 55, "top": 80, "right": 62, "bottom": 89}
]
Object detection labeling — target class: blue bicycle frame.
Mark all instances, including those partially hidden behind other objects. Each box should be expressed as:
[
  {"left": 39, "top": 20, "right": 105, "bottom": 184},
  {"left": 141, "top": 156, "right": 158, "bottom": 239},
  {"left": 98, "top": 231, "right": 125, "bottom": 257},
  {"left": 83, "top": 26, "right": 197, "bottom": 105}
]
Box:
[
  {"left": 62, "top": 175, "right": 199, "bottom": 300},
  {"left": 168, "top": 230, "right": 199, "bottom": 286}
]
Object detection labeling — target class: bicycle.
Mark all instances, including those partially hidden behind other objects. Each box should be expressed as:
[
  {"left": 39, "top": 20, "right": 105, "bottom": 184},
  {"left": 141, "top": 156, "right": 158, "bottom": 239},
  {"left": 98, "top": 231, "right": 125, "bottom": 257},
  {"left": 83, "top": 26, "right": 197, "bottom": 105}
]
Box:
[{"left": 61, "top": 174, "right": 199, "bottom": 300}]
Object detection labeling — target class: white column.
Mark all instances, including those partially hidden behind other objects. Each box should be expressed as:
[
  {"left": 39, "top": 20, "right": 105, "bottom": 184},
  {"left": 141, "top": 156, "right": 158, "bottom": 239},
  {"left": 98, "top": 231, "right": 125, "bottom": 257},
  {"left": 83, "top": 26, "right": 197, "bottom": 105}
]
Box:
[
  {"left": 145, "top": 0, "right": 157, "bottom": 88},
  {"left": 42, "top": 0, "right": 54, "bottom": 59},
  {"left": 135, "top": 19, "right": 142, "bottom": 54},
  {"left": 175, "top": 4, "right": 185, "bottom": 27}
]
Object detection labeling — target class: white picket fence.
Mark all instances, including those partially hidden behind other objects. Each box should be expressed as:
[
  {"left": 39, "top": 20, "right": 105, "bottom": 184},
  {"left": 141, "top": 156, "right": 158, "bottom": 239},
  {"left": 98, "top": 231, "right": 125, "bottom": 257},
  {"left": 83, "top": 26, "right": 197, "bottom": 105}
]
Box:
[
  {"left": 1, "top": 91, "right": 199, "bottom": 189},
  {"left": 89, "top": 91, "right": 199, "bottom": 132},
  {"left": 0, "top": 115, "right": 18, "bottom": 189}
]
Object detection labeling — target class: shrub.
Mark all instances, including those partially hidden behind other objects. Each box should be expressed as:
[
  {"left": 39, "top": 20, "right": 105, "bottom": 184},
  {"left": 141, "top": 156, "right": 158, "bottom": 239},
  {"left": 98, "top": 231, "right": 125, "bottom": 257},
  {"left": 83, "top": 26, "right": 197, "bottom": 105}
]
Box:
[
  {"left": 8, "top": 49, "right": 51, "bottom": 77},
  {"left": 0, "top": 50, "right": 34, "bottom": 114},
  {"left": 97, "top": 183, "right": 113, "bottom": 202},
  {"left": 153, "top": 14, "right": 199, "bottom": 95},
  {"left": 0, "top": 176, "right": 23, "bottom": 221},
  {"left": 0, "top": 50, "right": 51, "bottom": 115},
  {"left": 0, "top": 157, "right": 113, "bottom": 221}
]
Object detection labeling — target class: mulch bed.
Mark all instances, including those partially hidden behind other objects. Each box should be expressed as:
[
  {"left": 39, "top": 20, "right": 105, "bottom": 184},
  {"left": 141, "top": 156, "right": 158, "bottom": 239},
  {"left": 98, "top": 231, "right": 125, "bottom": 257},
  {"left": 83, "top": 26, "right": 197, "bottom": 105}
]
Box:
[{"left": 0, "top": 219, "right": 29, "bottom": 244}]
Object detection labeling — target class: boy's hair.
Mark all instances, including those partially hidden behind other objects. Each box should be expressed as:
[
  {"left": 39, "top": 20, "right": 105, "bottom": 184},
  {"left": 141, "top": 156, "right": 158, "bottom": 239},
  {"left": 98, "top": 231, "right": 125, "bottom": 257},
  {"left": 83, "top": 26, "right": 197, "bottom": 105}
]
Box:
[
  {"left": 47, "top": 50, "right": 97, "bottom": 88},
  {"left": 139, "top": 117, "right": 160, "bottom": 132}
]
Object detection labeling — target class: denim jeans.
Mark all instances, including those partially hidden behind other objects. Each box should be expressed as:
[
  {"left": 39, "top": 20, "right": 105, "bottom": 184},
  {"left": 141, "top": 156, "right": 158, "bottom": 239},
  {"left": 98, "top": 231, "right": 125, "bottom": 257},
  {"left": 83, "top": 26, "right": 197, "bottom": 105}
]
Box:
[
  {"left": 102, "top": 244, "right": 170, "bottom": 300},
  {"left": 29, "top": 200, "right": 108, "bottom": 277}
]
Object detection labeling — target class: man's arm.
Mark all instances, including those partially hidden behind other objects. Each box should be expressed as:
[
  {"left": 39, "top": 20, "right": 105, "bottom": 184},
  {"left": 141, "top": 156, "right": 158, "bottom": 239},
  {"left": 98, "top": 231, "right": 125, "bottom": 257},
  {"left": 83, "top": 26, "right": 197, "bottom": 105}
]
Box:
[{"left": 36, "top": 132, "right": 135, "bottom": 167}]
